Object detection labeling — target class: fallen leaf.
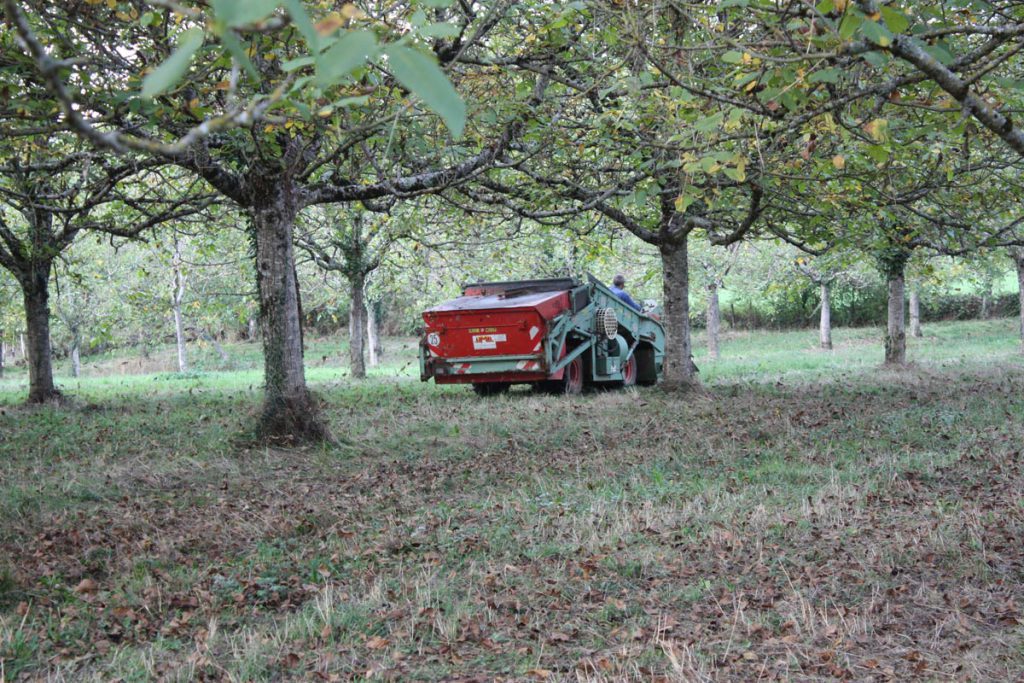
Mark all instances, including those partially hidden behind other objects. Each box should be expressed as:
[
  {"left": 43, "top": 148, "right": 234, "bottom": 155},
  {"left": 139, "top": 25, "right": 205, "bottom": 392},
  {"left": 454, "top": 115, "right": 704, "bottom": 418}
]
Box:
[
  {"left": 365, "top": 635, "right": 390, "bottom": 649},
  {"left": 74, "top": 578, "right": 98, "bottom": 594}
]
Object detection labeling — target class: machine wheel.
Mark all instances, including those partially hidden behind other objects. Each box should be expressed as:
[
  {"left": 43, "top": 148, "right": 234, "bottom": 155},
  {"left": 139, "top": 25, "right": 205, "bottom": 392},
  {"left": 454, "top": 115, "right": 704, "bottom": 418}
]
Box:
[
  {"left": 535, "top": 355, "right": 584, "bottom": 395},
  {"left": 472, "top": 382, "right": 510, "bottom": 397},
  {"left": 560, "top": 355, "right": 585, "bottom": 395},
  {"left": 622, "top": 355, "right": 637, "bottom": 387}
]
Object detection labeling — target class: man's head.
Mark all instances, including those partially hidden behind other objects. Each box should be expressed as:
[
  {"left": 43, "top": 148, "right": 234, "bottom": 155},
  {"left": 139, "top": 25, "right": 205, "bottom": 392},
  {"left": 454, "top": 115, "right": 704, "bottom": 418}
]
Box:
[{"left": 613, "top": 274, "right": 626, "bottom": 288}]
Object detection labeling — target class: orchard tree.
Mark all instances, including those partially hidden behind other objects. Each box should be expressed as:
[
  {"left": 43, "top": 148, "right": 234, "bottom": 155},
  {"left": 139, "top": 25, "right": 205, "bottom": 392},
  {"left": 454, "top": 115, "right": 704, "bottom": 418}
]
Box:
[
  {"left": 1011, "top": 247, "right": 1024, "bottom": 349},
  {"left": 7, "top": 0, "right": 552, "bottom": 440},
  {"left": 694, "top": 242, "right": 742, "bottom": 361},
  {"left": 0, "top": 140, "right": 208, "bottom": 401},
  {"left": 468, "top": 1, "right": 785, "bottom": 388},
  {"left": 297, "top": 206, "right": 400, "bottom": 379}
]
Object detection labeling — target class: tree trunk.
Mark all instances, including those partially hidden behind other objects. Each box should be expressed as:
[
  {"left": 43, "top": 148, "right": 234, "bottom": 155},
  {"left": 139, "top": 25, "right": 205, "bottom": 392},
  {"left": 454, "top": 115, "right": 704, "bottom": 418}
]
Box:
[
  {"left": 172, "top": 238, "right": 188, "bottom": 373},
  {"left": 909, "top": 289, "right": 922, "bottom": 338},
  {"left": 1015, "top": 251, "right": 1024, "bottom": 351},
  {"left": 819, "top": 282, "right": 833, "bottom": 350},
  {"left": 885, "top": 267, "right": 907, "bottom": 365},
  {"left": 251, "top": 179, "right": 329, "bottom": 442},
  {"left": 70, "top": 337, "right": 81, "bottom": 378},
  {"left": 22, "top": 265, "right": 60, "bottom": 402},
  {"left": 706, "top": 282, "right": 720, "bottom": 360},
  {"left": 247, "top": 316, "right": 258, "bottom": 341},
  {"left": 980, "top": 294, "right": 990, "bottom": 319},
  {"left": 349, "top": 274, "right": 367, "bottom": 378},
  {"left": 660, "top": 236, "right": 697, "bottom": 387},
  {"left": 0, "top": 333, "right": 5, "bottom": 378},
  {"left": 367, "top": 299, "right": 382, "bottom": 367},
  {"left": 20, "top": 333, "right": 26, "bottom": 361},
  {"left": 173, "top": 303, "right": 187, "bottom": 372}
]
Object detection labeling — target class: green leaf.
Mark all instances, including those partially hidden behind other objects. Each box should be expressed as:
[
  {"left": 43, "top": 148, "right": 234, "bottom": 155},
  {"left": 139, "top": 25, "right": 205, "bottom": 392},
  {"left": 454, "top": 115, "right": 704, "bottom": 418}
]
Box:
[
  {"left": 283, "top": 0, "right": 319, "bottom": 52},
  {"left": 724, "top": 166, "right": 746, "bottom": 182},
  {"left": 315, "top": 30, "right": 378, "bottom": 87},
  {"left": 866, "top": 144, "right": 890, "bottom": 164},
  {"left": 282, "top": 56, "right": 315, "bottom": 72},
  {"left": 141, "top": 28, "right": 205, "bottom": 99},
  {"left": 808, "top": 67, "right": 842, "bottom": 84},
  {"left": 419, "top": 22, "right": 462, "bottom": 39},
  {"left": 384, "top": 44, "right": 466, "bottom": 137},
  {"left": 695, "top": 111, "right": 724, "bottom": 133},
  {"left": 880, "top": 6, "right": 910, "bottom": 34},
  {"left": 861, "top": 20, "right": 893, "bottom": 47},
  {"left": 722, "top": 50, "right": 744, "bottom": 64},
  {"left": 220, "top": 30, "right": 258, "bottom": 79},
  {"left": 210, "top": 0, "right": 280, "bottom": 28},
  {"left": 816, "top": 0, "right": 835, "bottom": 12},
  {"left": 925, "top": 42, "right": 954, "bottom": 65},
  {"left": 863, "top": 51, "right": 888, "bottom": 68},
  {"left": 838, "top": 11, "right": 863, "bottom": 40}
]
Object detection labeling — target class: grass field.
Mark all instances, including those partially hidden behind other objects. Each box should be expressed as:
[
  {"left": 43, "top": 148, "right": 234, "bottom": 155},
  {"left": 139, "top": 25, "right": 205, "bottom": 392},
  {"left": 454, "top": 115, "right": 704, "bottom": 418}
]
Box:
[{"left": 1, "top": 319, "right": 1023, "bottom": 681}]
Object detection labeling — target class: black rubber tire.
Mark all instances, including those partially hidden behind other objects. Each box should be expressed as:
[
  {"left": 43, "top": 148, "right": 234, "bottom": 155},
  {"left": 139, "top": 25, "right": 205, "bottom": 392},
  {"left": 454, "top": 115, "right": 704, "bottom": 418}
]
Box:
[{"left": 472, "top": 382, "right": 510, "bottom": 397}]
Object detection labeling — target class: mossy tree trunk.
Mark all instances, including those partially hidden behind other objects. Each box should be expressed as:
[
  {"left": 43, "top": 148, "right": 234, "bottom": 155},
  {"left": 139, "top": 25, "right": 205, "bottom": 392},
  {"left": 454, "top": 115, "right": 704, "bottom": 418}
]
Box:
[
  {"left": 251, "top": 174, "right": 329, "bottom": 442},
  {"left": 22, "top": 262, "right": 59, "bottom": 402}
]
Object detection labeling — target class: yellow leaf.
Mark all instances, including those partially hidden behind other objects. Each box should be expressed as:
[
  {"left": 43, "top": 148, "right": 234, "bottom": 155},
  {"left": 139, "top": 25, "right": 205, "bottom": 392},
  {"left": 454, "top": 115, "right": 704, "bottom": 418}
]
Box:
[
  {"left": 315, "top": 14, "right": 343, "bottom": 35},
  {"left": 865, "top": 118, "right": 888, "bottom": 142},
  {"left": 106, "top": 0, "right": 116, "bottom": 8},
  {"left": 832, "top": 155, "right": 846, "bottom": 169},
  {"left": 341, "top": 3, "right": 367, "bottom": 20}
]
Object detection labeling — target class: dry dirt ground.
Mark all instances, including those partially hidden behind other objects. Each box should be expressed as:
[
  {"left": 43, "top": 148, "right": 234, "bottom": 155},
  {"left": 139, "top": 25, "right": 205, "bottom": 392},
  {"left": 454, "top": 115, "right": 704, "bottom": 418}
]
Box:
[{"left": 1, "top": 365, "right": 1023, "bottom": 681}]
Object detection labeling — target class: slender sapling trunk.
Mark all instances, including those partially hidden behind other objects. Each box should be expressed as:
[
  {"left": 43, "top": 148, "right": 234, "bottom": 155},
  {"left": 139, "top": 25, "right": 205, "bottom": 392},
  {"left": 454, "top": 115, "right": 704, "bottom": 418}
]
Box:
[
  {"left": 819, "top": 282, "right": 833, "bottom": 350},
  {"left": 349, "top": 274, "right": 367, "bottom": 378},
  {"left": 909, "top": 289, "right": 922, "bottom": 338},
  {"left": 706, "top": 282, "right": 720, "bottom": 360},
  {"left": 1015, "top": 251, "right": 1024, "bottom": 351},
  {"left": 71, "top": 337, "right": 81, "bottom": 378},
  {"left": 367, "top": 299, "right": 382, "bottom": 367},
  {"left": 172, "top": 238, "right": 188, "bottom": 373}
]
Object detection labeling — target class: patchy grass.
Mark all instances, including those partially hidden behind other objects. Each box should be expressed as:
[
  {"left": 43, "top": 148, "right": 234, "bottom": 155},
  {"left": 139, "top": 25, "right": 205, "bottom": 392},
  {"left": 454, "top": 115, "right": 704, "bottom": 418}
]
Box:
[{"left": 1, "top": 319, "right": 1023, "bottom": 681}]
